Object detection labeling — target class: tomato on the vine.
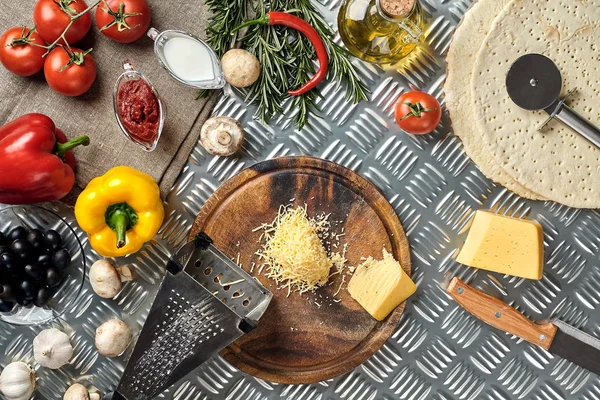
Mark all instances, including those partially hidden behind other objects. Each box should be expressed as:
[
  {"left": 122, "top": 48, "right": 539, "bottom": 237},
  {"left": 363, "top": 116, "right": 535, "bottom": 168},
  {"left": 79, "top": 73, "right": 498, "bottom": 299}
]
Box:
[
  {"left": 96, "top": 0, "right": 152, "bottom": 43},
  {"left": 394, "top": 91, "right": 442, "bottom": 135},
  {"left": 0, "top": 27, "right": 47, "bottom": 77},
  {"left": 33, "top": 0, "right": 92, "bottom": 44},
  {"left": 44, "top": 47, "right": 96, "bottom": 96}
]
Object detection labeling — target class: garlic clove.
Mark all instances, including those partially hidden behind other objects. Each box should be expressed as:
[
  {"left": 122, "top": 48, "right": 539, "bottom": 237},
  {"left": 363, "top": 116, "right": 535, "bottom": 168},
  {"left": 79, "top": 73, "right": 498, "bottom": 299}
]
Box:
[
  {"left": 0, "top": 361, "right": 36, "bottom": 400},
  {"left": 33, "top": 328, "right": 73, "bottom": 369}
]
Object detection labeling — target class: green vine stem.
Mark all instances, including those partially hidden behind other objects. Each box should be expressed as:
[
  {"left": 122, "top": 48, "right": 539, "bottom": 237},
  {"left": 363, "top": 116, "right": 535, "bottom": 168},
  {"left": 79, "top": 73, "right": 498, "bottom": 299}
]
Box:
[{"left": 34, "top": 0, "right": 103, "bottom": 55}]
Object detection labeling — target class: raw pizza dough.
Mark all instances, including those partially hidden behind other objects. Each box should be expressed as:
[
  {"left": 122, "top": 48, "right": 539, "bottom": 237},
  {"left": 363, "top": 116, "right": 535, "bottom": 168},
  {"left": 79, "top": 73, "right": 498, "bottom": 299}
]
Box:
[
  {"left": 445, "top": 0, "right": 545, "bottom": 200},
  {"left": 471, "top": 0, "right": 600, "bottom": 208}
]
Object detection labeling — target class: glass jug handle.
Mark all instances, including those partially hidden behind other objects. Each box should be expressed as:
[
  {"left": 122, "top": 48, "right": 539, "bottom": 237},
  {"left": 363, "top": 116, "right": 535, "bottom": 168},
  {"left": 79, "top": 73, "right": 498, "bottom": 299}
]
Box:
[
  {"left": 147, "top": 27, "right": 160, "bottom": 41},
  {"left": 398, "top": 19, "right": 422, "bottom": 40},
  {"left": 122, "top": 59, "right": 135, "bottom": 73}
]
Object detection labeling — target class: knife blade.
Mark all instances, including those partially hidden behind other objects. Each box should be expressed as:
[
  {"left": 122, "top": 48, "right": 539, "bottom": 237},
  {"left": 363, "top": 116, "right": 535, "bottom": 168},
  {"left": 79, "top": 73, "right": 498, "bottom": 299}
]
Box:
[
  {"left": 550, "top": 320, "right": 600, "bottom": 375},
  {"left": 447, "top": 277, "right": 600, "bottom": 376}
]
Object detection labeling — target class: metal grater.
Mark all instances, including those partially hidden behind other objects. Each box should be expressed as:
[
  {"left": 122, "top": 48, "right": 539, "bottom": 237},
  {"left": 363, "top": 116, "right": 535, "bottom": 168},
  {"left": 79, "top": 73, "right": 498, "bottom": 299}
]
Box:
[{"left": 104, "top": 233, "right": 273, "bottom": 400}]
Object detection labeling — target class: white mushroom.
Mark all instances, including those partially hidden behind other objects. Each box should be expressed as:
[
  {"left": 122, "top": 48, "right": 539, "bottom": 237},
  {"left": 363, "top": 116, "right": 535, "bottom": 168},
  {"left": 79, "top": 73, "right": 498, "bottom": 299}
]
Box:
[
  {"left": 200, "top": 116, "right": 245, "bottom": 156},
  {"left": 221, "top": 49, "right": 261, "bottom": 88},
  {"left": 95, "top": 319, "right": 132, "bottom": 357},
  {"left": 89, "top": 260, "right": 133, "bottom": 299},
  {"left": 63, "top": 383, "right": 100, "bottom": 400}
]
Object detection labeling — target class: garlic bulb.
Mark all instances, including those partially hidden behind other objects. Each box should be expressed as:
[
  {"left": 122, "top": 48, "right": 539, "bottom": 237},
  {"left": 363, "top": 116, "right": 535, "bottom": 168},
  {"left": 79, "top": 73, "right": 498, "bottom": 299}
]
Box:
[
  {"left": 33, "top": 328, "right": 74, "bottom": 369},
  {"left": 0, "top": 361, "right": 35, "bottom": 400}
]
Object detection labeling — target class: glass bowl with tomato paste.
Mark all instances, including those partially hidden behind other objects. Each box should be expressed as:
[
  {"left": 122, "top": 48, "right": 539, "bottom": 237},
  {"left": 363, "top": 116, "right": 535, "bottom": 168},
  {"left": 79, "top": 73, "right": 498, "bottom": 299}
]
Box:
[{"left": 113, "top": 60, "right": 165, "bottom": 152}]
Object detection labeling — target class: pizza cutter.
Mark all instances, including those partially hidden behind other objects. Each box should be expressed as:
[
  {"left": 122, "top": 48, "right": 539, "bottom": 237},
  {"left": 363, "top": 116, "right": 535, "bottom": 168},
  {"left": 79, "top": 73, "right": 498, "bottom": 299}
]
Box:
[{"left": 505, "top": 53, "right": 600, "bottom": 149}]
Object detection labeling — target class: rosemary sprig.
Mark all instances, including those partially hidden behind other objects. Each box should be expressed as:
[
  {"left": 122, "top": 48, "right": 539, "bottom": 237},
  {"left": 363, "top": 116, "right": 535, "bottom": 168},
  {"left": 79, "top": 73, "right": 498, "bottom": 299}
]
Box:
[
  {"left": 198, "top": 0, "right": 249, "bottom": 99},
  {"left": 242, "top": 4, "right": 292, "bottom": 121},
  {"left": 286, "top": 25, "right": 321, "bottom": 129},
  {"left": 204, "top": 0, "right": 369, "bottom": 129},
  {"left": 204, "top": 0, "right": 248, "bottom": 58},
  {"left": 284, "top": 0, "right": 368, "bottom": 104}
]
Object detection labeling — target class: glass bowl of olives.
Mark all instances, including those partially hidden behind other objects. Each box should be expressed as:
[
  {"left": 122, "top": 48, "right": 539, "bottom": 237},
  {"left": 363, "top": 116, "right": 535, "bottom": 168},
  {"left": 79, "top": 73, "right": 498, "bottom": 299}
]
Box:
[{"left": 0, "top": 205, "right": 86, "bottom": 325}]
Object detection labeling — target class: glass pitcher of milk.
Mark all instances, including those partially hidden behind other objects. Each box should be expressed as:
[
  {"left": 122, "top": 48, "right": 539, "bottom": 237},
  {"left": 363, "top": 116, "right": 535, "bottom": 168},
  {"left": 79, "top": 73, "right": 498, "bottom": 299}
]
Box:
[{"left": 147, "top": 28, "right": 226, "bottom": 89}]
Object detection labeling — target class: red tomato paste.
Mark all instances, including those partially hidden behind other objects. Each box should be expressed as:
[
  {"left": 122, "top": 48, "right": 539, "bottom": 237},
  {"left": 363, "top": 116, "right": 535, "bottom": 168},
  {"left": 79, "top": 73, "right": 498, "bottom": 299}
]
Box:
[{"left": 116, "top": 79, "right": 160, "bottom": 144}]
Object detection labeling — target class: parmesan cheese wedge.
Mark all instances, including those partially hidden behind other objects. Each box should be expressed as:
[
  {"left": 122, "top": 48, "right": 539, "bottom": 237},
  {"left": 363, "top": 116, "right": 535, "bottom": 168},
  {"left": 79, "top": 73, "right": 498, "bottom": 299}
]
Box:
[
  {"left": 457, "top": 211, "right": 544, "bottom": 280},
  {"left": 348, "top": 250, "right": 416, "bottom": 321}
]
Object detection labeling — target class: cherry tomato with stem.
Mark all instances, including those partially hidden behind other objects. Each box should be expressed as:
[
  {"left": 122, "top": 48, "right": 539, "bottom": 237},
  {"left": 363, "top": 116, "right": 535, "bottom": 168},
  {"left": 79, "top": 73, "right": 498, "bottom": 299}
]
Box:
[
  {"left": 0, "top": 27, "right": 47, "bottom": 76},
  {"left": 96, "top": 0, "right": 152, "bottom": 43},
  {"left": 394, "top": 91, "right": 442, "bottom": 135},
  {"left": 44, "top": 47, "right": 96, "bottom": 96},
  {"left": 33, "top": 0, "right": 92, "bottom": 44}
]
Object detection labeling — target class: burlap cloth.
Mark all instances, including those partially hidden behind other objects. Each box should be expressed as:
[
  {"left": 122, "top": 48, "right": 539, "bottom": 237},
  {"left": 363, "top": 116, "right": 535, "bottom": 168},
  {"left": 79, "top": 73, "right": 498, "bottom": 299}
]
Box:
[{"left": 0, "top": 0, "right": 216, "bottom": 201}]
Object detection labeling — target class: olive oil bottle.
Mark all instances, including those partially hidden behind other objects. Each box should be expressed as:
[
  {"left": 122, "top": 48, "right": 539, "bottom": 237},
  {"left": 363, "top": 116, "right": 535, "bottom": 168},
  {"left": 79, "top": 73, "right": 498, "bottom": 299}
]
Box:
[{"left": 338, "top": 0, "right": 425, "bottom": 64}]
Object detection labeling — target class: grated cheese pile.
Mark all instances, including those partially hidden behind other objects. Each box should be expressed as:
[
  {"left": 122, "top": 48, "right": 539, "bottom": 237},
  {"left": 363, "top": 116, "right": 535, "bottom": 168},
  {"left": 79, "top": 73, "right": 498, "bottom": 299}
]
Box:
[{"left": 255, "top": 205, "right": 346, "bottom": 295}]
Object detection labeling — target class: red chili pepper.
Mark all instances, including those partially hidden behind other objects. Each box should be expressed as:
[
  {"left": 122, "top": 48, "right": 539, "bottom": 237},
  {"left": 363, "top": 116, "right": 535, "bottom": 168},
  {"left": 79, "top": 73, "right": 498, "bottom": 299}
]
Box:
[
  {"left": 233, "top": 12, "right": 329, "bottom": 96},
  {"left": 0, "top": 113, "right": 90, "bottom": 204}
]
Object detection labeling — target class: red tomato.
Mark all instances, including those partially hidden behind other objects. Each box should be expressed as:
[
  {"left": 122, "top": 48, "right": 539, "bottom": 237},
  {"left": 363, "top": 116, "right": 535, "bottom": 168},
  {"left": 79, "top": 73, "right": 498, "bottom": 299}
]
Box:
[
  {"left": 394, "top": 91, "right": 442, "bottom": 135},
  {"left": 33, "top": 0, "right": 92, "bottom": 44},
  {"left": 0, "top": 27, "right": 47, "bottom": 76},
  {"left": 96, "top": 0, "right": 152, "bottom": 43},
  {"left": 44, "top": 47, "right": 96, "bottom": 96}
]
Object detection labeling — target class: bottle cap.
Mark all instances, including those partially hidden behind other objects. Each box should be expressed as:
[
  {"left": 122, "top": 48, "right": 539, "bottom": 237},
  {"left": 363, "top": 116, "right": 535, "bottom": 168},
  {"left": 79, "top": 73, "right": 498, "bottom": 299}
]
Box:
[{"left": 379, "top": 0, "right": 416, "bottom": 18}]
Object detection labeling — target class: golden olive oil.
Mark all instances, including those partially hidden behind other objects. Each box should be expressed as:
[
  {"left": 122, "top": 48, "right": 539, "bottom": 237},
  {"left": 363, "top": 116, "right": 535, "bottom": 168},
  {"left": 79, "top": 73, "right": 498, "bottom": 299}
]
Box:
[{"left": 338, "top": 0, "right": 425, "bottom": 64}]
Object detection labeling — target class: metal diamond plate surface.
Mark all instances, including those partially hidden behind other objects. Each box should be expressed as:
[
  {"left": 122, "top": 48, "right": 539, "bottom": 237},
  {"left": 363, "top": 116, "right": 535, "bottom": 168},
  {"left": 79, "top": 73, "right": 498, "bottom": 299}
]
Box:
[{"left": 2, "top": 0, "right": 600, "bottom": 399}]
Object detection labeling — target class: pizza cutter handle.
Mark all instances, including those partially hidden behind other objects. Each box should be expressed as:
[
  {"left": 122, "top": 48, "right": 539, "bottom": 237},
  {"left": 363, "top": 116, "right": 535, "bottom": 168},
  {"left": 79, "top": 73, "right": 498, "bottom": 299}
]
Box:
[{"left": 555, "top": 105, "right": 600, "bottom": 149}]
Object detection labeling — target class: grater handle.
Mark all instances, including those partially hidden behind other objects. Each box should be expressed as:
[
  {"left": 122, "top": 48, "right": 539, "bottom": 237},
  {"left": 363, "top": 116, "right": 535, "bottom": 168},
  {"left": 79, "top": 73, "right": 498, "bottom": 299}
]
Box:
[
  {"left": 554, "top": 105, "right": 600, "bottom": 149},
  {"left": 101, "top": 391, "right": 127, "bottom": 400}
]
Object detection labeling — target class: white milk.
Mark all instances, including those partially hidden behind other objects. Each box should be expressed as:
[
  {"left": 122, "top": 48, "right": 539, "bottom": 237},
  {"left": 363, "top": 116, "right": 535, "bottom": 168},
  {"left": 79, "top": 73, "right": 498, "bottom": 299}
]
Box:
[{"left": 163, "top": 37, "right": 215, "bottom": 82}]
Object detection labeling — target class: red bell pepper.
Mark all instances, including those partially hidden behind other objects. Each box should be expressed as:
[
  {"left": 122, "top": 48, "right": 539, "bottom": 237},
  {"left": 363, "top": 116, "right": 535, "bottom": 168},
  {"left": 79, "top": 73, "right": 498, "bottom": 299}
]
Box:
[{"left": 0, "top": 113, "right": 90, "bottom": 204}]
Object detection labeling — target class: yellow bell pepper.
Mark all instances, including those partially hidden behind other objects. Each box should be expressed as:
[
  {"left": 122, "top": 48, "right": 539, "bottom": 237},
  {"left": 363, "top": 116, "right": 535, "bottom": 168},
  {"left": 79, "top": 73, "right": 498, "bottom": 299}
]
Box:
[{"left": 74, "top": 166, "right": 164, "bottom": 257}]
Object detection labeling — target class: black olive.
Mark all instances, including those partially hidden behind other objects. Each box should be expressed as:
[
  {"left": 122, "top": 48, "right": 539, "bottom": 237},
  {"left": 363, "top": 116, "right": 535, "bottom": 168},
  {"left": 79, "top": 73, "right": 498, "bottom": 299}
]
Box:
[
  {"left": 37, "top": 253, "right": 52, "bottom": 269},
  {"left": 20, "top": 280, "right": 36, "bottom": 299},
  {"left": 15, "top": 292, "right": 27, "bottom": 306},
  {"left": 0, "top": 299, "right": 14, "bottom": 313},
  {"left": 0, "top": 232, "right": 7, "bottom": 246},
  {"left": 0, "top": 284, "right": 15, "bottom": 302},
  {"left": 11, "top": 239, "right": 33, "bottom": 262},
  {"left": 34, "top": 287, "right": 53, "bottom": 307},
  {"left": 1, "top": 253, "right": 22, "bottom": 276},
  {"left": 8, "top": 226, "right": 28, "bottom": 242},
  {"left": 20, "top": 297, "right": 33, "bottom": 308},
  {"left": 0, "top": 245, "right": 10, "bottom": 255},
  {"left": 52, "top": 248, "right": 71, "bottom": 271},
  {"left": 26, "top": 229, "right": 45, "bottom": 252},
  {"left": 46, "top": 268, "right": 61, "bottom": 288},
  {"left": 24, "top": 264, "right": 43, "bottom": 281},
  {"left": 44, "top": 230, "right": 62, "bottom": 251}
]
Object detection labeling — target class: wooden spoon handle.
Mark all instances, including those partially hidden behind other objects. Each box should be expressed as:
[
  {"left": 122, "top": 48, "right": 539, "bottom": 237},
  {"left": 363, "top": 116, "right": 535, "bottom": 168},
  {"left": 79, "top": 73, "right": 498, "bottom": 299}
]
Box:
[{"left": 446, "top": 277, "right": 557, "bottom": 349}]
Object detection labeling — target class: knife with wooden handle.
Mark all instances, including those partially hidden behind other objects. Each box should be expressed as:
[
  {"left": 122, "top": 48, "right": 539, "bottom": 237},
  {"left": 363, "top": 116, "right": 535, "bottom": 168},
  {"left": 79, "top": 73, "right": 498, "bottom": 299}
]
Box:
[{"left": 447, "top": 277, "right": 600, "bottom": 376}]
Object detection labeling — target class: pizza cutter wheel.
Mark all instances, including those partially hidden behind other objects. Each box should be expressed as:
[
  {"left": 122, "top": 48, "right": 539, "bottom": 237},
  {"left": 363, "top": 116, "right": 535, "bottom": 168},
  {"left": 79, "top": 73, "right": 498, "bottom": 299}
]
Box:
[{"left": 506, "top": 53, "right": 600, "bottom": 149}]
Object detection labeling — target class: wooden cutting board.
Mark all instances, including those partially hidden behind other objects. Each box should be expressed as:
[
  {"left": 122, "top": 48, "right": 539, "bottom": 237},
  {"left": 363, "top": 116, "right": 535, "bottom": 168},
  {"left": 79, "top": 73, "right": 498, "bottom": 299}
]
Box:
[{"left": 189, "top": 156, "right": 411, "bottom": 384}]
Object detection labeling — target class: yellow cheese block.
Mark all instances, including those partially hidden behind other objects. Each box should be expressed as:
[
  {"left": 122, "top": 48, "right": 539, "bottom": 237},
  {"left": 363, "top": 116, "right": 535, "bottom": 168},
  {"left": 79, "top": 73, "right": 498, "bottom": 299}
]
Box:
[
  {"left": 457, "top": 211, "right": 544, "bottom": 280},
  {"left": 348, "top": 249, "right": 416, "bottom": 321}
]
